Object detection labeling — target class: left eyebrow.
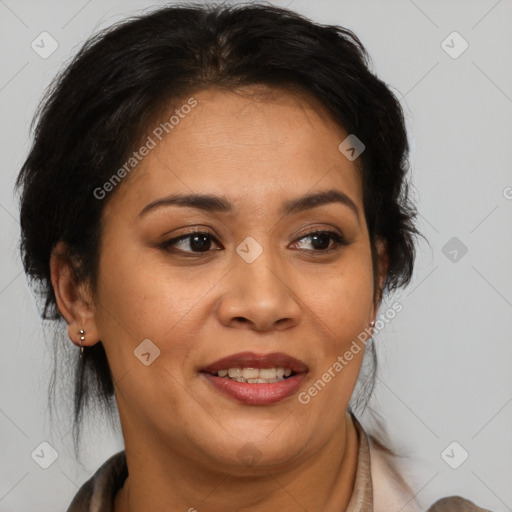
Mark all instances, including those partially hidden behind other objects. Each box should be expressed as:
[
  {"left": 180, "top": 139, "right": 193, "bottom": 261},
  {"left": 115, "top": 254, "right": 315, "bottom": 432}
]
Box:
[{"left": 280, "top": 189, "right": 360, "bottom": 224}]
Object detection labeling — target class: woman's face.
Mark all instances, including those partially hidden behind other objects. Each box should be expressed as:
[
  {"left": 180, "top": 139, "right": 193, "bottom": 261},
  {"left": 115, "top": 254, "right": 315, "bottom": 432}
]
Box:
[{"left": 91, "top": 85, "right": 384, "bottom": 471}]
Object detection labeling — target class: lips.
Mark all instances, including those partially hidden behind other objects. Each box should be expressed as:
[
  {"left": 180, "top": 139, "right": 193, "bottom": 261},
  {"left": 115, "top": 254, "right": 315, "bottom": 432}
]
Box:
[
  {"left": 200, "top": 351, "right": 309, "bottom": 405},
  {"left": 200, "top": 351, "right": 309, "bottom": 375}
]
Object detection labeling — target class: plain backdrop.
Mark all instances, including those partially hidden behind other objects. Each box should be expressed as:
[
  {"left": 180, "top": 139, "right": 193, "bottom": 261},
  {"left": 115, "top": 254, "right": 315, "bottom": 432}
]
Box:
[{"left": 1, "top": 0, "right": 511, "bottom": 510}]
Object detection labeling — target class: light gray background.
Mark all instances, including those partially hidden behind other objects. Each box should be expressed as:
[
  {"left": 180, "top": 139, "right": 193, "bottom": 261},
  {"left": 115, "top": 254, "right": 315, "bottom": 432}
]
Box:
[{"left": 1, "top": 0, "right": 511, "bottom": 510}]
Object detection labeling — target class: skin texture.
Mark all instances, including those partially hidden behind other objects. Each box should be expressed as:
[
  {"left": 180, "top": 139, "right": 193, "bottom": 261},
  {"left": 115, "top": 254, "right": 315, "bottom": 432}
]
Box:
[{"left": 51, "top": 85, "right": 388, "bottom": 512}]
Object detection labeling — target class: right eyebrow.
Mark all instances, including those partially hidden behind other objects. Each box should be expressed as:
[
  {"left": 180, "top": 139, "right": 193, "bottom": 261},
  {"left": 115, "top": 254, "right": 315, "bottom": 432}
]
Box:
[{"left": 138, "top": 193, "right": 232, "bottom": 218}]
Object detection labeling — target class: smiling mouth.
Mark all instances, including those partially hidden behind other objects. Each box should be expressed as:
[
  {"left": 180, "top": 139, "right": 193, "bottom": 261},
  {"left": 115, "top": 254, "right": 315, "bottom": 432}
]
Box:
[
  {"left": 200, "top": 351, "right": 308, "bottom": 382},
  {"left": 199, "top": 351, "right": 308, "bottom": 404},
  {"left": 204, "top": 366, "right": 296, "bottom": 383}
]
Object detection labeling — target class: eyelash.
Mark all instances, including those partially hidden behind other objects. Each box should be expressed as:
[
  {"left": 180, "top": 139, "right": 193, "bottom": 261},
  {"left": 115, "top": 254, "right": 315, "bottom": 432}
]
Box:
[{"left": 160, "top": 229, "right": 348, "bottom": 256}]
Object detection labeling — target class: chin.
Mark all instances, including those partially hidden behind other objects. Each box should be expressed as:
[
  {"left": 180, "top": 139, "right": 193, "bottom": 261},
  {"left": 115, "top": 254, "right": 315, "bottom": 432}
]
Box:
[{"left": 193, "top": 427, "right": 307, "bottom": 471}]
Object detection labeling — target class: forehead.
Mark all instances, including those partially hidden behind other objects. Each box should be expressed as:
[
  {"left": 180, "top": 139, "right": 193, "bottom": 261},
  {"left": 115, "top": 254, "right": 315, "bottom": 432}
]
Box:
[{"left": 105, "top": 84, "right": 363, "bottom": 216}]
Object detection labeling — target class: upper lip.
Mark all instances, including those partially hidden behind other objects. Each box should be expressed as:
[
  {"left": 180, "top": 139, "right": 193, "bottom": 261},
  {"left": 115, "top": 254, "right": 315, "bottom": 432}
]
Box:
[{"left": 201, "top": 351, "right": 308, "bottom": 374}]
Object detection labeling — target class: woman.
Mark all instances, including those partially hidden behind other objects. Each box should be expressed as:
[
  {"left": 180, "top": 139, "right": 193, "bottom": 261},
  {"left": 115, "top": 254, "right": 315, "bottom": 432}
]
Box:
[{"left": 16, "top": 3, "right": 492, "bottom": 511}]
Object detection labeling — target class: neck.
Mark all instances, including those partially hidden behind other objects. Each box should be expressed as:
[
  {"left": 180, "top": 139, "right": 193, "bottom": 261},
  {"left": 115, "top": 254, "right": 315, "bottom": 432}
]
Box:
[{"left": 114, "top": 413, "right": 359, "bottom": 512}]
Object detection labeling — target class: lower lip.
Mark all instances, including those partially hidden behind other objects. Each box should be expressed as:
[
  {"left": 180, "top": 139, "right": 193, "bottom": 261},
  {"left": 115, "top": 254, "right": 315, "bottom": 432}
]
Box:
[{"left": 202, "top": 372, "right": 307, "bottom": 405}]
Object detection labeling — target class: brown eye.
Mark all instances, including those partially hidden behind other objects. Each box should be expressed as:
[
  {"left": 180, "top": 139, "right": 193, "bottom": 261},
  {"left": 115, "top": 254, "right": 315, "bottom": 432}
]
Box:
[
  {"left": 292, "top": 230, "right": 347, "bottom": 252},
  {"left": 161, "top": 232, "right": 221, "bottom": 254}
]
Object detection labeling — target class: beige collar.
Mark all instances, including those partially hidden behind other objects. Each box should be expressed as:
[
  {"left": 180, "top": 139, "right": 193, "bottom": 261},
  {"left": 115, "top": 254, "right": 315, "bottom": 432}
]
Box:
[{"left": 348, "top": 415, "right": 421, "bottom": 512}]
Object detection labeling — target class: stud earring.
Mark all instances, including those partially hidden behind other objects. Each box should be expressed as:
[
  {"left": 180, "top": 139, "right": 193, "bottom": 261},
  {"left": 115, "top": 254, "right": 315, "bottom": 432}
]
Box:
[
  {"left": 369, "top": 320, "right": 376, "bottom": 328},
  {"left": 79, "top": 329, "right": 85, "bottom": 358}
]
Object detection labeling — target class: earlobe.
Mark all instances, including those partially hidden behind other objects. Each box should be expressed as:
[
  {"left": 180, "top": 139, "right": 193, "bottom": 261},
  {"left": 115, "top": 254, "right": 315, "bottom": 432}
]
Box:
[{"left": 49, "top": 242, "right": 99, "bottom": 347}]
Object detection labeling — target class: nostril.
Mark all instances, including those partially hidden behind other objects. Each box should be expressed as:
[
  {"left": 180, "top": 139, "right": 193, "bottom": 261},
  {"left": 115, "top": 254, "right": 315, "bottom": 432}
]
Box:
[{"left": 233, "top": 317, "right": 250, "bottom": 324}]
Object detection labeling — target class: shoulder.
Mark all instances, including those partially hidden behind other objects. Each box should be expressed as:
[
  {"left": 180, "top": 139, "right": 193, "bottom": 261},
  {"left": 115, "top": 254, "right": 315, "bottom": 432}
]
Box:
[
  {"left": 427, "top": 496, "right": 493, "bottom": 511},
  {"left": 66, "top": 450, "right": 127, "bottom": 512},
  {"left": 366, "top": 434, "right": 493, "bottom": 512}
]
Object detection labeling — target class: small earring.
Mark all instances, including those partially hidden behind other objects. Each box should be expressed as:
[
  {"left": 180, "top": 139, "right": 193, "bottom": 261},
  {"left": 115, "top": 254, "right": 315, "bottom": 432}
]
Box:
[
  {"left": 369, "top": 320, "right": 376, "bottom": 328},
  {"left": 79, "top": 329, "right": 85, "bottom": 358}
]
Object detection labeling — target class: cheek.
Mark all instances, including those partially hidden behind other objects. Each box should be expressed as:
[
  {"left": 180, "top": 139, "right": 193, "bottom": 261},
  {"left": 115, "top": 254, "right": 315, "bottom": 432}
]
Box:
[
  {"left": 93, "top": 242, "right": 219, "bottom": 365},
  {"left": 296, "top": 257, "right": 374, "bottom": 415},
  {"left": 298, "top": 252, "right": 374, "bottom": 345}
]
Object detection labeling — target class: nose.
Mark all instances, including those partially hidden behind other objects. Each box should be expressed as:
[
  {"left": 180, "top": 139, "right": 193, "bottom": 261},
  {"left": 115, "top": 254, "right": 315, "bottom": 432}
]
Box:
[{"left": 215, "top": 247, "right": 301, "bottom": 332}]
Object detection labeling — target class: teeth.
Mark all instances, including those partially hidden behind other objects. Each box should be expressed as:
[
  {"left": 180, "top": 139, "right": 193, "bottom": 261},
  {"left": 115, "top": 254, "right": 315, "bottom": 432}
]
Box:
[
  {"left": 259, "top": 368, "right": 277, "bottom": 379},
  {"left": 215, "top": 367, "right": 294, "bottom": 383},
  {"left": 242, "top": 368, "right": 259, "bottom": 379}
]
